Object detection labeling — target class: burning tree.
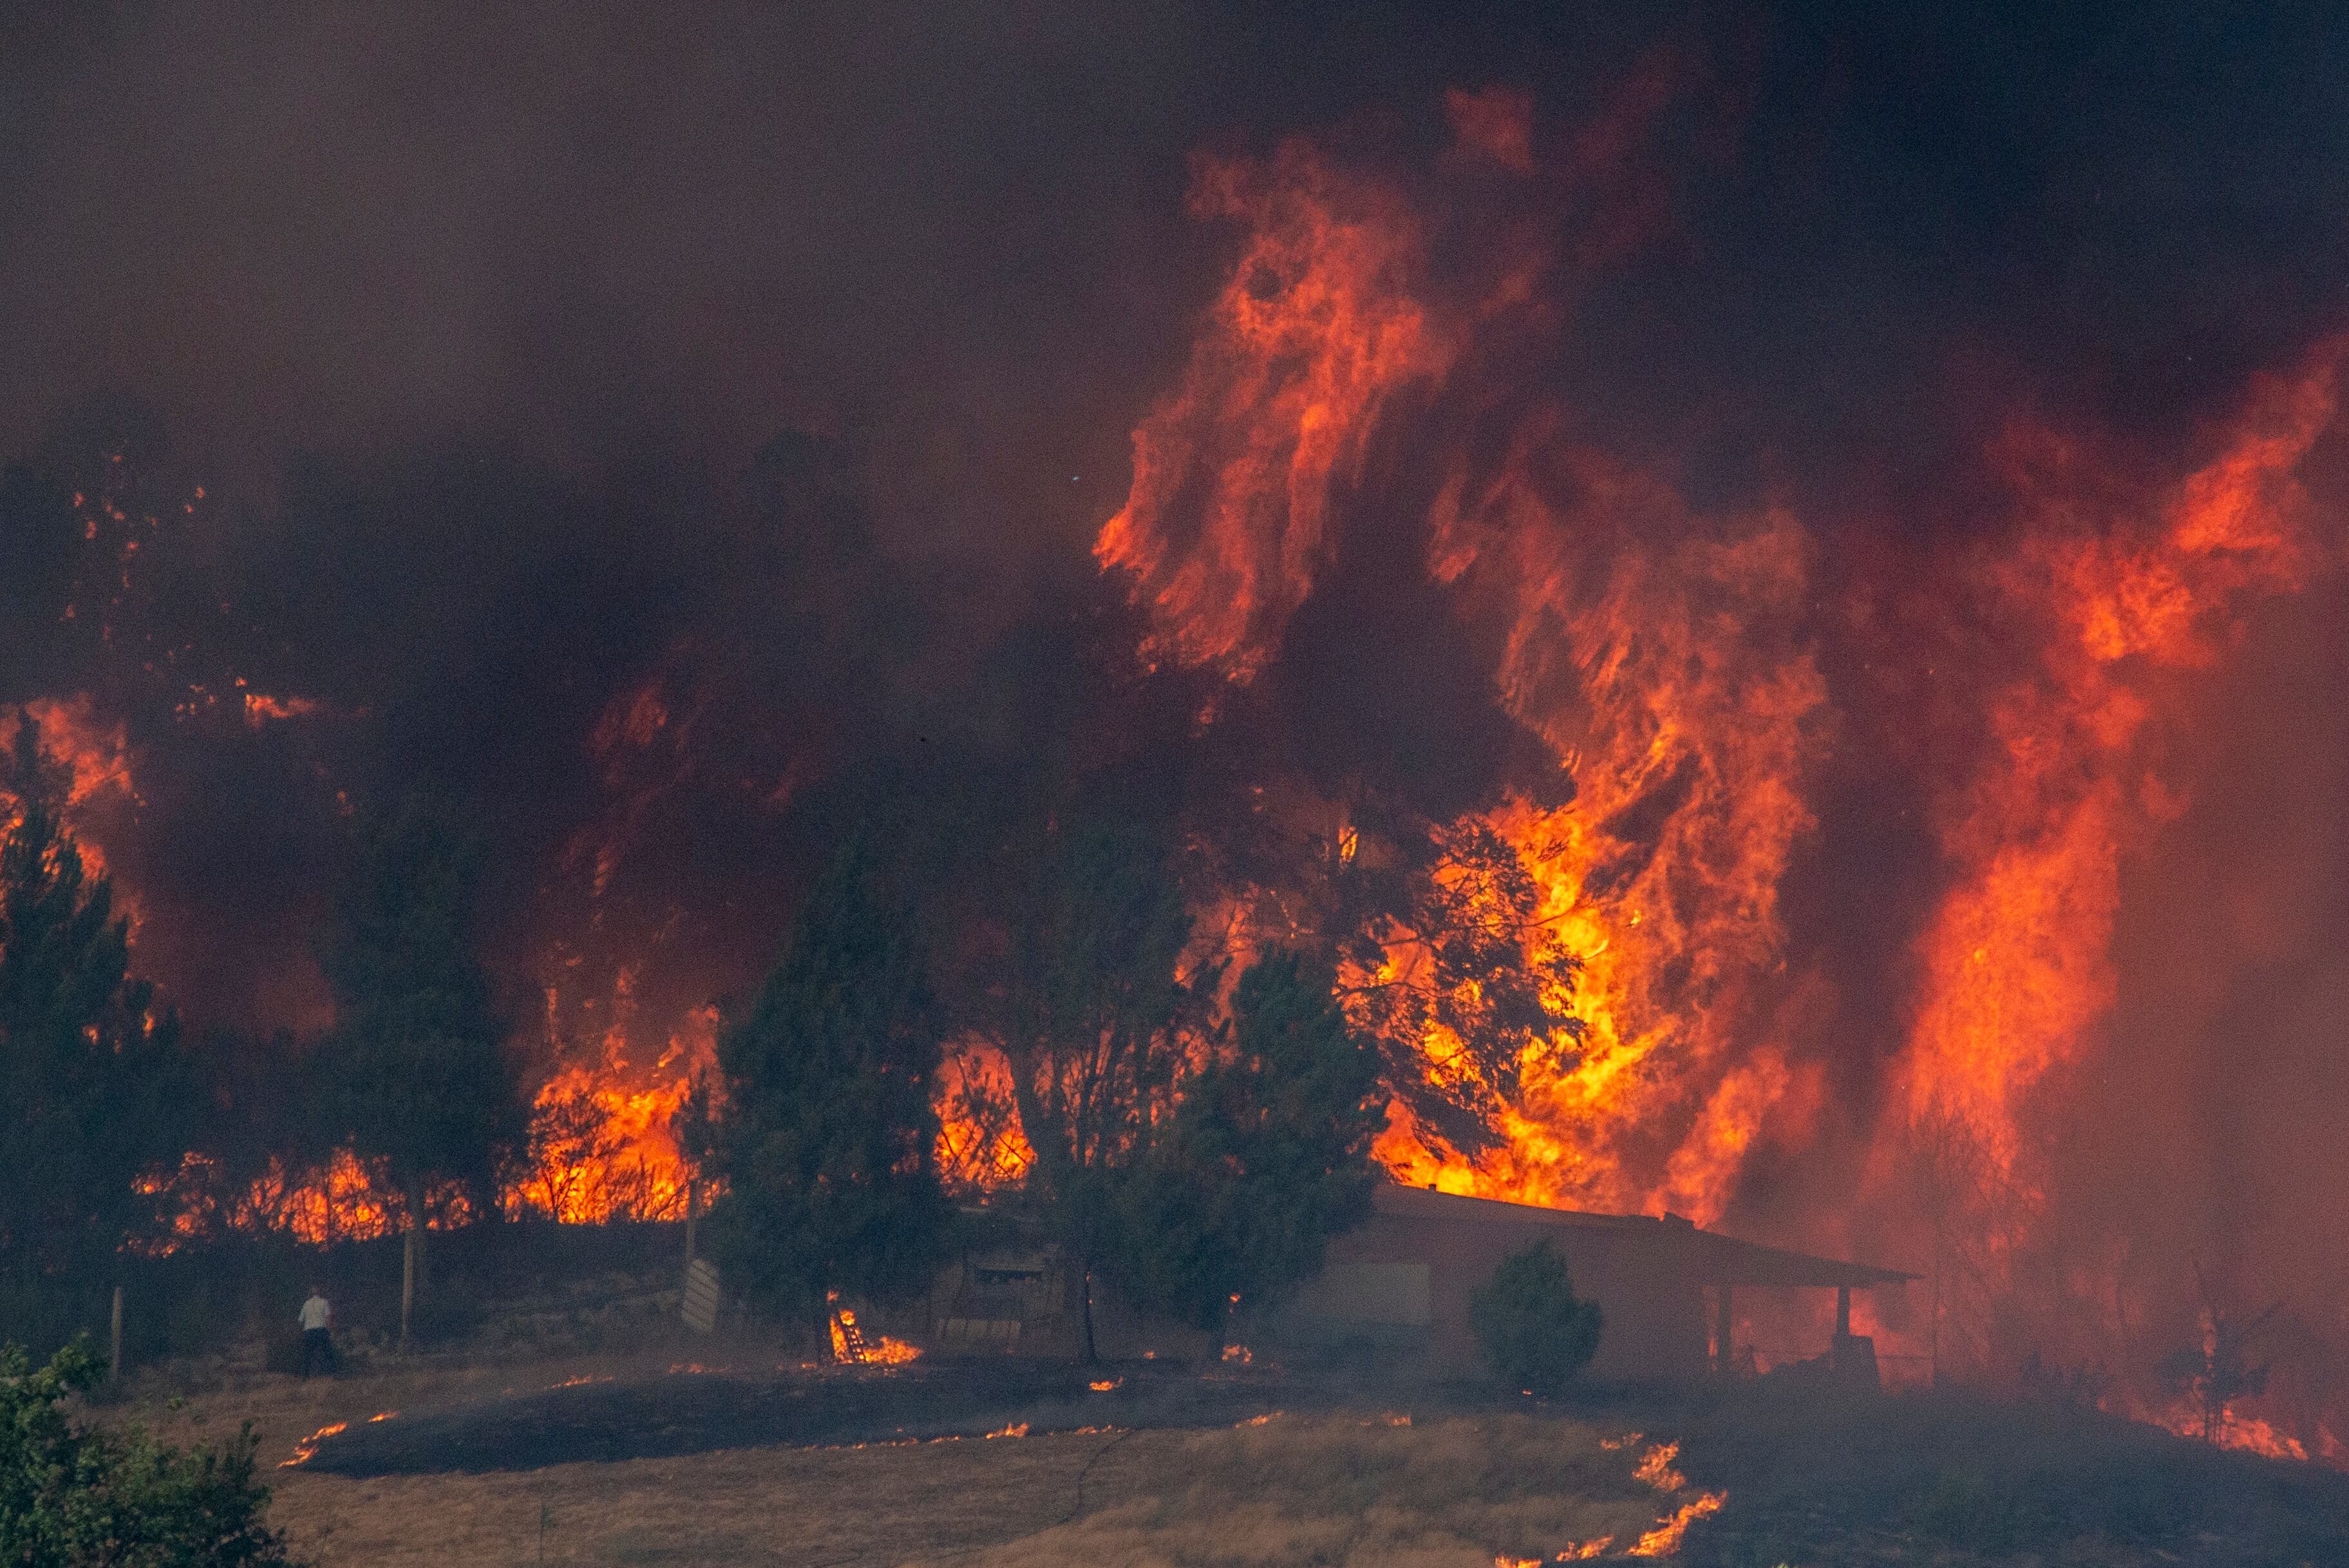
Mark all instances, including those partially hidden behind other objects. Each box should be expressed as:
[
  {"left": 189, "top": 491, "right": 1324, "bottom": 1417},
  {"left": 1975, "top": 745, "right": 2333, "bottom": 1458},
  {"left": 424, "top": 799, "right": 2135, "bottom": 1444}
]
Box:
[{"left": 2162, "top": 1269, "right": 2282, "bottom": 1447}]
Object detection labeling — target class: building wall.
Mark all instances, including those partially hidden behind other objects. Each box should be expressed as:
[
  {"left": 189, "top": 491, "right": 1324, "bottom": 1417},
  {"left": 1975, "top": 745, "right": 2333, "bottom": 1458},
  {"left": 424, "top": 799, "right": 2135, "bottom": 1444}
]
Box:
[{"left": 1275, "top": 1205, "right": 1711, "bottom": 1383}]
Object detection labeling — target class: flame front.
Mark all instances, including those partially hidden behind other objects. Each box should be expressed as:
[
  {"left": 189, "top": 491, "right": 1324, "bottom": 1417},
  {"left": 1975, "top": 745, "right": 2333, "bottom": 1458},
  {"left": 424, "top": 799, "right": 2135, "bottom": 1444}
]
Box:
[
  {"left": 1099, "top": 122, "right": 1827, "bottom": 1223},
  {"left": 1088, "top": 85, "right": 2349, "bottom": 1454}
]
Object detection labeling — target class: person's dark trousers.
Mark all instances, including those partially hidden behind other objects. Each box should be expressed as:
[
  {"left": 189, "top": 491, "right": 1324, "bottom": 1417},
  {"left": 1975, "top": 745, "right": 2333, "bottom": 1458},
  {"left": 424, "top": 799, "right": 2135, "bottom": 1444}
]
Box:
[{"left": 301, "top": 1327, "right": 336, "bottom": 1377}]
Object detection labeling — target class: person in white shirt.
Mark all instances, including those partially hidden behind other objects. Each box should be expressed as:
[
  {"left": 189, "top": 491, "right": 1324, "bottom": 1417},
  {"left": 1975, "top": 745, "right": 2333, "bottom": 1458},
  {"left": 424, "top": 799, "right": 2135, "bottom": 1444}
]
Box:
[{"left": 298, "top": 1285, "right": 337, "bottom": 1377}]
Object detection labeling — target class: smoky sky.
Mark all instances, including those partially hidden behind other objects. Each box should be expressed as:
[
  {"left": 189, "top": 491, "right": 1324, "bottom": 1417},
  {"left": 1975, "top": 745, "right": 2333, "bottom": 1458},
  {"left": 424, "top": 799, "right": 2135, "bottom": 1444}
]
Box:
[{"left": 6, "top": 0, "right": 2349, "bottom": 1082}]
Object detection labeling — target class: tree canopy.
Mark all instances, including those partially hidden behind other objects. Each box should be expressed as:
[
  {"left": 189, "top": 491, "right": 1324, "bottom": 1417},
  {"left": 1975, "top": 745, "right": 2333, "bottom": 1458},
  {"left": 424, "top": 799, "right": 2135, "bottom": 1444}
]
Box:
[
  {"left": 1106, "top": 949, "right": 1385, "bottom": 1330},
  {"left": 0, "top": 715, "right": 187, "bottom": 1333},
  {"left": 705, "top": 844, "right": 954, "bottom": 1326},
  {"left": 316, "top": 795, "right": 522, "bottom": 1224}
]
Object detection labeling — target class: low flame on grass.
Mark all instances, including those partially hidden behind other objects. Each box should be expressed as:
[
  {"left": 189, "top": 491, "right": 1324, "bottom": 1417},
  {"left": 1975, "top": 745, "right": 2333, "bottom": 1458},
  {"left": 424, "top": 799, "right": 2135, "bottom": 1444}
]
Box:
[
  {"left": 1598, "top": 1431, "right": 1642, "bottom": 1450},
  {"left": 546, "top": 1374, "right": 612, "bottom": 1390},
  {"left": 366, "top": 1411, "right": 396, "bottom": 1423},
  {"left": 983, "top": 1422, "right": 1030, "bottom": 1440},
  {"left": 278, "top": 1421, "right": 346, "bottom": 1468},
  {"left": 1237, "top": 1411, "right": 1283, "bottom": 1427},
  {"left": 1497, "top": 1544, "right": 1613, "bottom": 1567},
  {"left": 1222, "top": 1344, "right": 1252, "bottom": 1365},
  {"left": 1089, "top": 1379, "right": 1122, "bottom": 1393},
  {"left": 2146, "top": 1401, "right": 2312, "bottom": 1461},
  {"left": 1632, "top": 1440, "right": 1686, "bottom": 1492},
  {"left": 1628, "top": 1492, "right": 1724, "bottom": 1556}
]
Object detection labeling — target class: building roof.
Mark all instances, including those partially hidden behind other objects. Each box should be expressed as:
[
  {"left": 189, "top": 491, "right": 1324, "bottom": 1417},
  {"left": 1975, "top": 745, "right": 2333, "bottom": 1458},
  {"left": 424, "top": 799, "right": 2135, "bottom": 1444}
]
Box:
[{"left": 1370, "top": 1183, "right": 1916, "bottom": 1289}]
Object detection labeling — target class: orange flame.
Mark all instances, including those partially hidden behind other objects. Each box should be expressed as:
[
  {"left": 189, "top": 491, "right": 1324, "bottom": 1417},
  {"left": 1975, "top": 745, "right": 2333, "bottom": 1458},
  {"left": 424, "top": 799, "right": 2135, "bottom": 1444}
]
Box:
[
  {"left": 1099, "top": 123, "right": 1825, "bottom": 1224},
  {"left": 1097, "top": 140, "right": 1451, "bottom": 675},
  {"left": 1891, "top": 344, "right": 2343, "bottom": 1180},
  {"left": 1628, "top": 1491, "right": 1724, "bottom": 1556}
]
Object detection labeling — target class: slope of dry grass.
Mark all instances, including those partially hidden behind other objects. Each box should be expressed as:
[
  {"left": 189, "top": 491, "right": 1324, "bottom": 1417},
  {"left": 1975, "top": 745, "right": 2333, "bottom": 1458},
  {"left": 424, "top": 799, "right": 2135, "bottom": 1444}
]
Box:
[
  {"left": 91, "top": 1346, "right": 2349, "bottom": 1567},
  {"left": 963, "top": 1413, "right": 1695, "bottom": 1568},
  {"left": 104, "top": 1356, "right": 1697, "bottom": 1568}
]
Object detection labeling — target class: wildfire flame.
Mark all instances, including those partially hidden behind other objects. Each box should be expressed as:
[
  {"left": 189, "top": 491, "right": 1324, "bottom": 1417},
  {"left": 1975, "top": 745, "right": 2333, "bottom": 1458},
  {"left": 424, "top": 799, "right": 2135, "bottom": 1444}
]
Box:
[
  {"left": 1097, "top": 120, "right": 1827, "bottom": 1223},
  {"left": 1088, "top": 92, "right": 2349, "bottom": 1478},
  {"left": 277, "top": 1421, "right": 346, "bottom": 1468}
]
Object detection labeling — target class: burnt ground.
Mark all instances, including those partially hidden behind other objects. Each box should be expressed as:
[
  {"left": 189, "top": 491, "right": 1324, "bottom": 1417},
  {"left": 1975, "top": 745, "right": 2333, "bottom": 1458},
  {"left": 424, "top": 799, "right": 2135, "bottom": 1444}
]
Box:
[
  {"left": 282, "top": 1359, "right": 2349, "bottom": 1565},
  {"left": 296, "top": 1359, "right": 1298, "bottom": 1477}
]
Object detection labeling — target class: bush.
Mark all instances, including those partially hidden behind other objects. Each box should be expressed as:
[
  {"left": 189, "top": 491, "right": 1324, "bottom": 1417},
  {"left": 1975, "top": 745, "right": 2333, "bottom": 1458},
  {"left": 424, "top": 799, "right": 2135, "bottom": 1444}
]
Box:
[
  {"left": 0, "top": 1337, "right": 305, "bottom": 1567},
  {"left": 1469, "top": 1240, "right": 1603, "bottom": 1395}
]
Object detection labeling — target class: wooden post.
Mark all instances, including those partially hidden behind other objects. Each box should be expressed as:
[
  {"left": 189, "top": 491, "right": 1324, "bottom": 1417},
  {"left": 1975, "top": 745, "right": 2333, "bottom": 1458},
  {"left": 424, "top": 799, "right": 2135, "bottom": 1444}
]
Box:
[
  {"left": 401, "top": 1226, "right": 417, "bottom": 1353},
  {"left": 109, "top": 1285, "right": 124, "bottom": 1383},
  {"left": 1835, "top": 1283, "right": 1853, "bottom": 1340},
  {"left": 1713, "top": 1283, "right": 1733, "bottom": 1377},
  {"left": 684, "top": 1175, "right": 697, "bottom": 1272}
]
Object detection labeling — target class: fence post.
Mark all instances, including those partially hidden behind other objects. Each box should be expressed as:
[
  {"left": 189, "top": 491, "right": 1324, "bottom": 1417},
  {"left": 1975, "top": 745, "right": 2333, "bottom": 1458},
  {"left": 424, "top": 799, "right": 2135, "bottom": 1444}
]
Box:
[
  {"left": 109, "top": 1285, "right": 124, "bottom": 1383},
  {"left": 401, "top": 1227, "right": 417, "bottom": 1352}
]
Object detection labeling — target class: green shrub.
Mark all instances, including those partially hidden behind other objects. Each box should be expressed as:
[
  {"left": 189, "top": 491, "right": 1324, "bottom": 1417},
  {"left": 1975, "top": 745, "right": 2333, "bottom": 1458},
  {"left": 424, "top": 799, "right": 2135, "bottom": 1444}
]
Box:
[
  {"left": 1469, "top": 1240, "right": 1603, "bottom": 1396},
  {"left": 1, "top": 1338, "right": 304, "bottom": 1567}
]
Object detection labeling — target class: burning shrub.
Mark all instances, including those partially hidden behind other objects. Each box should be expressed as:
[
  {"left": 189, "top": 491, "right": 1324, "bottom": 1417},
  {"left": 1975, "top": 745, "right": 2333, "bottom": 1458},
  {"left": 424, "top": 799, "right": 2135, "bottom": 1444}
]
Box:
[
  {"left": 0, "top": 1337, "right": 305, "bottom": 1567},
  {"left": 1470, "top": 1240, "right": 1602, "bottom": 1396}
]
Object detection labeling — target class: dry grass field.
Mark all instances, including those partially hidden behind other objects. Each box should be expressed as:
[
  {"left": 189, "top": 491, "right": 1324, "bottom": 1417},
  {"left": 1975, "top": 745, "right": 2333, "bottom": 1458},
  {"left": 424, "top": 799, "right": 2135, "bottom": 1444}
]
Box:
[
  {"left": 108, "top": 1355, "right": 1702, "bottom": 1567},
  {"left": 95, "top": 1344, "right": 2349, "bottom": 1567}
]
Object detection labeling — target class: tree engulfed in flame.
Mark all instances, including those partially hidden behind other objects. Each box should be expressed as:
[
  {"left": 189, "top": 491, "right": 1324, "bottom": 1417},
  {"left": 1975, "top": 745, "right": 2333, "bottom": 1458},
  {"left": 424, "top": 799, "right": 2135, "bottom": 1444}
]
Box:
[
  {"left": 1087, "top": 92, "right": 2349, "bottom": 1459},
  {"left": 1097, "top": 122, "right": 1827, "bottom": 1225},
  {"left": 508, "top": 997, "right": 720, "bottom": 1225}
]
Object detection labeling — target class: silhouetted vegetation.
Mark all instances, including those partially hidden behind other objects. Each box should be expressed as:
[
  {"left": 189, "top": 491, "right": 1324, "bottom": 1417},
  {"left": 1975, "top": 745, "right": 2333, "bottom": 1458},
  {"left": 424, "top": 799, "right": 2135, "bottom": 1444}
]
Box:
[
  {"left": 1471, "top": 1240, "right": 1603, "bottom": 1395},
  {"left": 703, "top": 843, "right": 953, "bottom": 1328},
  {"left": 313, "top": 795, "right": 525, "bottom": 1343},
  {"left": 0, "top": 1338, "right": 303, "bottom": 1567},
  {"left": 0, "top": 716, "right": 191, "bottom": 1352},
  {"left": 1108, "top": 949, "right": 1384, "bottom": 1330}
]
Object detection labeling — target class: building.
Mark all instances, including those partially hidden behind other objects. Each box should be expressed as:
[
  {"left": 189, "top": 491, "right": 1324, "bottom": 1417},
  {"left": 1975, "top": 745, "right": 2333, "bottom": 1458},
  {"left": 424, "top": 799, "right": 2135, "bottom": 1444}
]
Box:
[
  {"left": 1268, "top": 1184, "right": 1914, "bottom": 1384},
  {"left": 909, "top": 1183, "right": 1912, "bottom": 1383}
]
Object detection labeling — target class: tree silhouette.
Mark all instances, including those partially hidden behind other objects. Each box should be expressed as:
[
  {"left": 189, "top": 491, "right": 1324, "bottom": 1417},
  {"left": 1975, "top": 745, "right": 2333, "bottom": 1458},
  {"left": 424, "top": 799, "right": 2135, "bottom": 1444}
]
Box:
[
  {"left": 0, "top": 712, "right": 187, "bottom": 1341},
  {"left": 2161, "top": 1266, "right": 2281, "bottom": 1445},
  {"left": 316, "top": 795, "right": 522, "bottom": 1348},
  {"left": 704, "top": 844, "right": 953, "bottom": 1329},
  {"left": 1107, "top": 949, "right": 1385, "bottom": 1331}
]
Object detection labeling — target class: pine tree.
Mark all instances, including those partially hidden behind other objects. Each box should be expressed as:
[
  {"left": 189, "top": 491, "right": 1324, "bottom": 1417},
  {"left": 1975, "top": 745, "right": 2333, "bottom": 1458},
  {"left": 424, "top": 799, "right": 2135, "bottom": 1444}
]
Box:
[
  {"left": 1108, "top": 949, "right": 1385, "bottom": 1331},
  {"left": 316, "top": 795, "right": 522, "bottom": 1347},
  {"left": 706, "top": 844, "right": 953, "bottom": 1328},
  {"left": 0, "top": 713, "right": 187, "bottom": 1342}
]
